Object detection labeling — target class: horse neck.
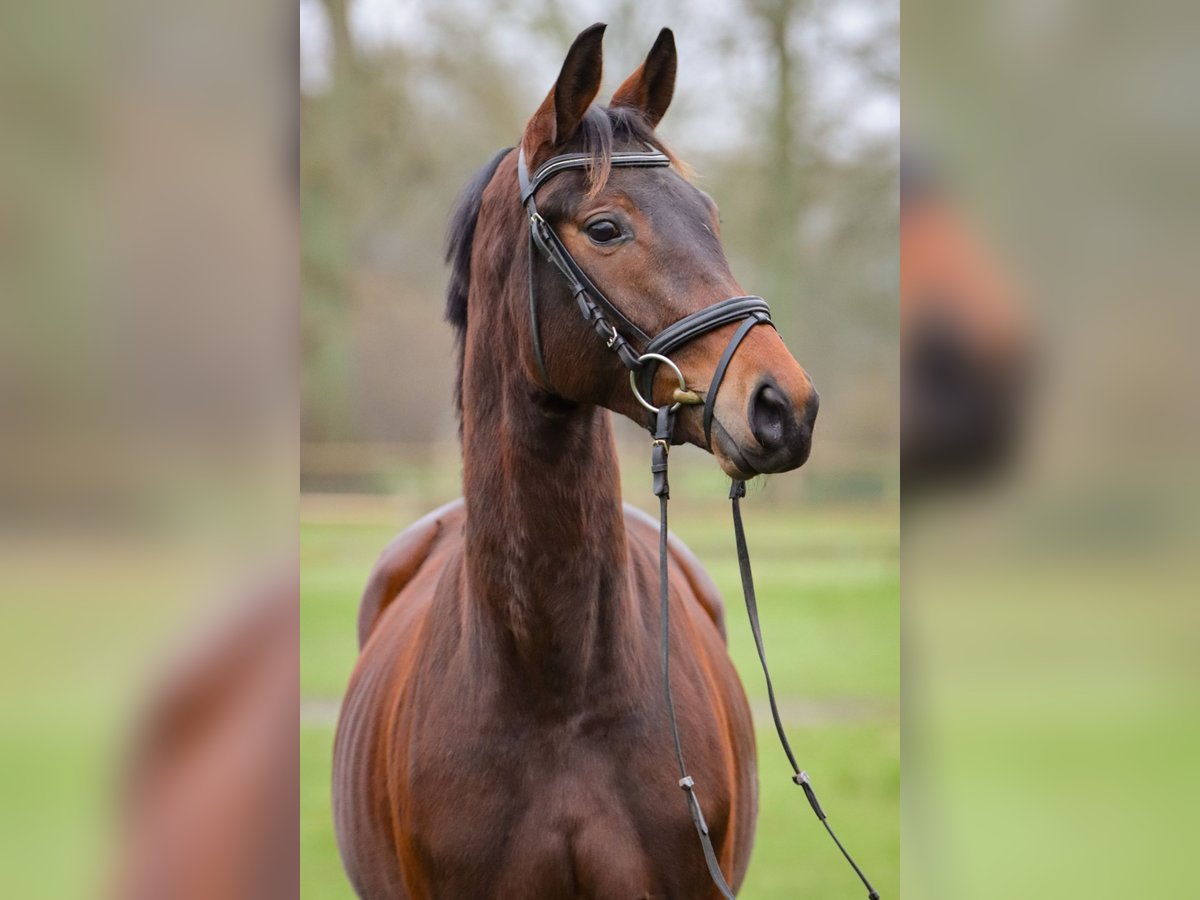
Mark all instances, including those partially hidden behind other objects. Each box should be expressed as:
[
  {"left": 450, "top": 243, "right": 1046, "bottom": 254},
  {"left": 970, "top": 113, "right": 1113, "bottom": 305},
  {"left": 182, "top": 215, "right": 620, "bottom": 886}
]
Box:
[{"left": 458, "top": 285, "right": 639, "bottom": 701}]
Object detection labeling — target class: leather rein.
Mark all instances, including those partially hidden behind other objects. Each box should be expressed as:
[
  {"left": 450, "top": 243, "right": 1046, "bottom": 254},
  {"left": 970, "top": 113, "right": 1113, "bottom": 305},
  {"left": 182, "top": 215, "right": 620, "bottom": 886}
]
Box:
[{"left": 518, "top": 145, "right": 879, "bottom": 899}]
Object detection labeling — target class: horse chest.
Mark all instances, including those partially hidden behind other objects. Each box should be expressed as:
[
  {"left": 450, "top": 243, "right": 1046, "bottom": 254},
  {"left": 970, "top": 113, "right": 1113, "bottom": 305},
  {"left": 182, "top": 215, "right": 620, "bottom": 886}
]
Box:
[
  {"left": 337, "top": 519, "right": 754, "bottom": 898},
  {"left": 402, "top": 713, "right": 718, "bottom": 899}
]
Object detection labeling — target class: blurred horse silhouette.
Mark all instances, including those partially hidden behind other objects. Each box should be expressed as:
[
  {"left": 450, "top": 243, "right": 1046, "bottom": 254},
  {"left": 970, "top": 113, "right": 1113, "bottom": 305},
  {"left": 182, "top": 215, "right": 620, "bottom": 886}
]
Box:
[
  {"left": 901, "top": 156, "right": 1030, "bottom": 489},
  {"left": 116, "top": 574, "right": 298, "bottom": 900}
]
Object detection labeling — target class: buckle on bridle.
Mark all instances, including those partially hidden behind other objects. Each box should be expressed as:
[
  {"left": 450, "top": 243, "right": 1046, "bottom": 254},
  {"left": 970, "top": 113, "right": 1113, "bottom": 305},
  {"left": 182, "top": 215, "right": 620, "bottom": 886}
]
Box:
[{"left": 605, "top": 323, "right": 619, "bottom": 348}]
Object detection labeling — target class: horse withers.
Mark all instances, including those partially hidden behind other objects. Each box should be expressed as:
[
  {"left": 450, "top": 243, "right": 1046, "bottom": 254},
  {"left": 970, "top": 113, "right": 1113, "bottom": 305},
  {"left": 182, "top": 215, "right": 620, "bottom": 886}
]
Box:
[{"left": 333, "top": 24, "right": 819, "bottom": 899}]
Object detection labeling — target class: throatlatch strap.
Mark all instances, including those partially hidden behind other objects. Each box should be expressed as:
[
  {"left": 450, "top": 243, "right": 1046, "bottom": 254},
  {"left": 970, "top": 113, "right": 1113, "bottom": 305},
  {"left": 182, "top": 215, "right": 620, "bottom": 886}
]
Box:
[
  {"left": 730, "top": 479, "right": 881, "bottom": 900},
  {"left": 654, "top": 407, "right": 737, "bottom": 900}
]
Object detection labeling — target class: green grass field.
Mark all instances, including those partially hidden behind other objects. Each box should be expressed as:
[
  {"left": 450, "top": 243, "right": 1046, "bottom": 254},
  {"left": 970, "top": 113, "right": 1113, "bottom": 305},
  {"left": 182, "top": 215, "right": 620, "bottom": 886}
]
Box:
[{"left": 301, "top": 474, "right": 898, "bottom": 898}]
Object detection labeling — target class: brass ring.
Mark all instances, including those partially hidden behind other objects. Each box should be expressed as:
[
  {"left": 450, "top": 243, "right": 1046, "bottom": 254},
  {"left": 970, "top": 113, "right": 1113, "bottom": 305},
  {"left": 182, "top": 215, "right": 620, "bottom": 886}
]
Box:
[{"left": 629, "top": 352, "right": 688, "bottom": 413}]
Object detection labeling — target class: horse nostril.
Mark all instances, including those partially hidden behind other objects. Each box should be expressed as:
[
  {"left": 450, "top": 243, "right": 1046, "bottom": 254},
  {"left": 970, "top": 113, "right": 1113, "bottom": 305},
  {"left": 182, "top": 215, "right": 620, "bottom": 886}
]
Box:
[{"left": 750, "top": 383, "right": 791, "bottom": 450}]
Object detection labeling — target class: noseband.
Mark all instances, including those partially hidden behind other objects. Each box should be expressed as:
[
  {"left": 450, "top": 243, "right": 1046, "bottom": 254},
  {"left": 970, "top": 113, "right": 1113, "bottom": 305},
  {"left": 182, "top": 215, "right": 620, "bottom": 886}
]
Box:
[{"left": 518, "top": 145, "right": 879, "bottom": 900}]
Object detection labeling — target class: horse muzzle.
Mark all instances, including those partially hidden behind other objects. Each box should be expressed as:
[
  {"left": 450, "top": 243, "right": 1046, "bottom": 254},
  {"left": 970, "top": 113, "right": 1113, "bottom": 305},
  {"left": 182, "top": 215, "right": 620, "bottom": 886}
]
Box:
[{"left": 711, "top": 377, "right": 818, "bottom": 478}]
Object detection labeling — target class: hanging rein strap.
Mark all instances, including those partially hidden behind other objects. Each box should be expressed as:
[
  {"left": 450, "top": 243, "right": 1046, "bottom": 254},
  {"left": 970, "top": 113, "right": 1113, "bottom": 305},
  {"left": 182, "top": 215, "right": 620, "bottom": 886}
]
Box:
[
  {"left": 652, "top": 406, "right": 738, "bottom": 900},
  {"left": 652, "top": 428, "right": 879, "bottom": 900},
  {"left": 519, "top": 142, "right": 878, "bottom": 898},
  {"left": 730, "top": 479, "right": 880, "bottom": 900}
]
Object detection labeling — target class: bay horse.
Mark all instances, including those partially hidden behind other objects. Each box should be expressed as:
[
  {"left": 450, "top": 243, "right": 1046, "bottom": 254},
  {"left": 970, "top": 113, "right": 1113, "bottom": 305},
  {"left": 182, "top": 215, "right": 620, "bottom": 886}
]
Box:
[{"left": 333, "top": 25, "right": 820, "bottom": 899}]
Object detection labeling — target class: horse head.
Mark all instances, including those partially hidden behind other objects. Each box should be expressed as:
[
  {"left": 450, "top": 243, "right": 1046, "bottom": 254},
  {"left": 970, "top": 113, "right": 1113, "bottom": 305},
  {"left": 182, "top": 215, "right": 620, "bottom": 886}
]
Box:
[{"left": 512, "top": 23, "right": 819, "bottom": 478}]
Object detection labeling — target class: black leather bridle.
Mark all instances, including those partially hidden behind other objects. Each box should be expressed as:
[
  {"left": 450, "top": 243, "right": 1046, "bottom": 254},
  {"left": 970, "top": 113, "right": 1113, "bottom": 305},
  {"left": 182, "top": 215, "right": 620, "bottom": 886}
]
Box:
[
  {"left": 518, "top": 145, "right": 879, "bottom": 900},
  {"left": 518, "top": 144, "right": 772, "bottom": 449}
]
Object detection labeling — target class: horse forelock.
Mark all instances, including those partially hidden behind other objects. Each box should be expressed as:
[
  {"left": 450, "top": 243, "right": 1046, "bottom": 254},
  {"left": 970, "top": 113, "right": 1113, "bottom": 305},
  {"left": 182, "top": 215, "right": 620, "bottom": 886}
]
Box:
[{"left": 575, "top": 105, "right": 686, "bottom": 196}]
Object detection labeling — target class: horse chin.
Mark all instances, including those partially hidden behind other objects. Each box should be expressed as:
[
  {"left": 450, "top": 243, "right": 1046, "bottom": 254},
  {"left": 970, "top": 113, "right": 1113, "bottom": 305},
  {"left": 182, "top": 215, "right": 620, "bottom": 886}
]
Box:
[{"left": 710, "top": 422, "right": 759, "bottom": 481}]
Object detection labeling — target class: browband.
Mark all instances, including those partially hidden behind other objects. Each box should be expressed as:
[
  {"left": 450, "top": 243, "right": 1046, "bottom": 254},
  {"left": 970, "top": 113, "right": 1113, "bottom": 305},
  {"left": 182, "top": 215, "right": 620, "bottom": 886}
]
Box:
[{"left": 519, "top": 146, "right": 672, "bottom": 203}]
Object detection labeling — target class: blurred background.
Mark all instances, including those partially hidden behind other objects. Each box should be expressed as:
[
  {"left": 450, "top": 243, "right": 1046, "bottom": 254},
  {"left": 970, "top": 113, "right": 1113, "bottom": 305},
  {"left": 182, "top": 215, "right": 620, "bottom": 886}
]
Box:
[
  {"left": 904, "top": 2, "right": 1200, "bottom": 898},
  {"left": 1, "top": 1, "right": 297, "bottom": 897},
  {"left": 300, "top": 1, "right": 898, "bottom": 898}
]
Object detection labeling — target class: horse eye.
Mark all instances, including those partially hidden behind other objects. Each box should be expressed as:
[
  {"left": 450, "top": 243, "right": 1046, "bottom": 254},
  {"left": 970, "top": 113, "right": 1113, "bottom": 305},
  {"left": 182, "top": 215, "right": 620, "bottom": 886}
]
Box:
[{"left": 585, "top": 220, "right": 621, "bottom": 244}]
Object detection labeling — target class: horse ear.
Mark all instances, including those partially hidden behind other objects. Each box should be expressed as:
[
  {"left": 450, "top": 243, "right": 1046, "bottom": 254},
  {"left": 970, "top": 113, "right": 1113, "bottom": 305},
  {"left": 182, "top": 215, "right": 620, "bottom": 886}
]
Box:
[
  {"left": 522, "top": 23, "right": 606, "bottom": 162},
  {"left": 610, "top": 28, "right": 676, "bottom": 128}
]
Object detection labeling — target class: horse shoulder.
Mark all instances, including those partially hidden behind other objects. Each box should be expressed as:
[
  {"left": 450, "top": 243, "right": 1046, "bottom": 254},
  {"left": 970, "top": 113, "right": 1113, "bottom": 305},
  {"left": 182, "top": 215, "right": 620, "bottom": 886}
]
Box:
[
  {"left": 622, "top": 502, "right": 728, "bottom": 641},
  {"left": 357, "top": 498, "right": 466, "bottom": 648}
]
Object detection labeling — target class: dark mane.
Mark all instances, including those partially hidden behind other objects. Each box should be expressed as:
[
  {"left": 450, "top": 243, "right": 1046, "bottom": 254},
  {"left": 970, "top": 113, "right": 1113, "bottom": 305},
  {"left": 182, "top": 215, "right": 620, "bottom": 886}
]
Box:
[
  {"left": 443, "top": 108, "right": 683, "bottom": 415},
  {"left": 443, "top": 147, "right": 511, "bottom": 418},
  {"left": 445, "top": 146, "right": 512, "bottom": 336}
]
